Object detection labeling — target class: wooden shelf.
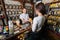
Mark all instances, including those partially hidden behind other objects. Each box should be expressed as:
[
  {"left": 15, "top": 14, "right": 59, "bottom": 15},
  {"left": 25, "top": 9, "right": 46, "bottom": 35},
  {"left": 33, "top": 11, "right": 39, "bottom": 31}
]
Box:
[
  {"left": 46, "top": 1, "right": 60, "bottom": 5},
  {"left": 50, "top": 7, "right": 60, "bottom": 9},
  {"left": 0, "top": 0, "right": 8, "bottom": 25}
]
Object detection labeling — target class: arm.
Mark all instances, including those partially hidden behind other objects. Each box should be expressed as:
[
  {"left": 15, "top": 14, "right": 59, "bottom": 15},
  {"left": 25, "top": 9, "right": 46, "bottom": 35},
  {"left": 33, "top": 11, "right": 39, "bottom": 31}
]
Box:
[
  {"left": 27, "top": 14, "right": 29, "bottom": 20},
  {"left": 32, "top": 18, "right": 38, "bottom": 32},
  {"left": 32, "top": 17, "right": 45, "bottom": 32},
  {"left": 37, "top": 17, "right": 45, "bottom": 32},
  {"left": 26, "top": 14, "right": 30, "bottom": 21},
  {"left": 24, "top": 14, "right": 30, "bottom": 23},
  {"left": 19, "top": 14, "right": 24, "bottom": 22}
]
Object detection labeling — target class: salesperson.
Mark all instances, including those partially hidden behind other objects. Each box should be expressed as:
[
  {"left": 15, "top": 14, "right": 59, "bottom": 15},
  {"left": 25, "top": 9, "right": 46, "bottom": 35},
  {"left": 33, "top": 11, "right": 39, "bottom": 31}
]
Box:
[
  {"left": 31, "top": 1, "right": 47, "bottom": 40},
  {"left": 19, "top": 8, "right": 29, "bottom": 24}
]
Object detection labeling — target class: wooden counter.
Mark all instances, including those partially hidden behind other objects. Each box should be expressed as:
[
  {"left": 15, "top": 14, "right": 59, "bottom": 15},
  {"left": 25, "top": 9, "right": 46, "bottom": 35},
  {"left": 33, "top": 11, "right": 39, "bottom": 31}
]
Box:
[{"left": 5, "top": 26, "right": 31, "bottom": 40}]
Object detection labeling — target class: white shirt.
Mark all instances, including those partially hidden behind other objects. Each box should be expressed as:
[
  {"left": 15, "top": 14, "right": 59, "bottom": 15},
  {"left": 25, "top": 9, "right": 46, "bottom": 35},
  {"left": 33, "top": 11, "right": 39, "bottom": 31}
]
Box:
[
  {"left": 32, "top": 16, "right": 45, "bottom": 32},
  {"left": 19, "top": 13, "right": 29, "bottom": 23}
]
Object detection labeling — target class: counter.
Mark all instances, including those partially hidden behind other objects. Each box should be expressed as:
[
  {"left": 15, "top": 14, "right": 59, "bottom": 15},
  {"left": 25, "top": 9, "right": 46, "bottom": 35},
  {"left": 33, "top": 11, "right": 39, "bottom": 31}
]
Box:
[{"left": 0, "top": 26, "right": 31, "bottom": 40}]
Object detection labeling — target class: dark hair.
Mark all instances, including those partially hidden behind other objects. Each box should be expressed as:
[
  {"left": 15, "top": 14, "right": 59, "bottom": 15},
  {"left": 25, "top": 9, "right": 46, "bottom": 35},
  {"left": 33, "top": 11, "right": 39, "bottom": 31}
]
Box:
[
  {"left": 23, "top": 8, "right": 26, "bottom": 10},
  {"left": 36, "top": 2, "right": 46, "bottom": 15}
]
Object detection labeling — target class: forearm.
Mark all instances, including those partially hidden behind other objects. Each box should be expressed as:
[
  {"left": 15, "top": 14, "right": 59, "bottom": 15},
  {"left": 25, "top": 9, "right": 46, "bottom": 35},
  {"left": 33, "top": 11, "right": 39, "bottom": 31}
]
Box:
[
  {"left": 20, "top": 18, "right": 24, "bottom": 22},
  {"left": 32, "top": 22, "right": 37, "bottom": 32}
]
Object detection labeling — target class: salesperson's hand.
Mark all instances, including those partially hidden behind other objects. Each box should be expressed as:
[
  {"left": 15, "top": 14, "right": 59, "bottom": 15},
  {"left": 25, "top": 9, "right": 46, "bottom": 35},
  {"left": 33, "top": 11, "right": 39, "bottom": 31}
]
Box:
[{"left": 24, "top": 20, "right": 28, "bottom": 23}]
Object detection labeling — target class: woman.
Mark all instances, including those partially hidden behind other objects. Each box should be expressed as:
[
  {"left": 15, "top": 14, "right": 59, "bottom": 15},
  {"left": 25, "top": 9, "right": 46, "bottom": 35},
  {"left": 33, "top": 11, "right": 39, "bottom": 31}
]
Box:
[
  {"left": 20, "top": 8, "right": 29, "bottom": 24},
  {"left": 31, "top": 1, "right": 47, "bottom": 40}
]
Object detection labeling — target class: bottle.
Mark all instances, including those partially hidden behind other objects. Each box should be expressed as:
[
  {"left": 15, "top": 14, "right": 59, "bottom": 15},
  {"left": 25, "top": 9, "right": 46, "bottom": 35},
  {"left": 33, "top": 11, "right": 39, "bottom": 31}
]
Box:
[{"left": 8, "top": 17, "right": 14, "bottom": 35}]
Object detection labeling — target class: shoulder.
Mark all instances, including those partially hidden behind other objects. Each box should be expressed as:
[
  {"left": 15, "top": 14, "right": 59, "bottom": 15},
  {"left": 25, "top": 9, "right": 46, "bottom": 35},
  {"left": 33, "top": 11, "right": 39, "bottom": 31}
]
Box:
[
  {"left": 26, "top": 14, "right": 29, "bottom": 15},
  {"left": 20, "top": 13, "right": 23, "bottom": 15},
  {"left": 33, "top": 17, "right": 38, "bottom": 23},
  {"left": 34, "top": 16, "right": 43, "bottom": 20},
  {"left": 33, "top": 17, "right": 38, "bottom": 21},
  {"left": 34, "top": 16, "right": 45, "bottom": 21},
  {"left": 34, "top": 17, "right": 38, "bottom": 20},
  {"left": 39, "top": 16, "right": 45, "bottom": 20},
  {"left": 38, "top": 16, "right": 45, "bottom": 22}
]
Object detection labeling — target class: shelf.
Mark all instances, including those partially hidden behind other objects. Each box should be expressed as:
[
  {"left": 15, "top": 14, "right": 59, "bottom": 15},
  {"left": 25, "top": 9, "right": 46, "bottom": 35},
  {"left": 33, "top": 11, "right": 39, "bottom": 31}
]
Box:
[
  {"left": 46, "top": 1, "right": 60, "bottom": 5},
  {"left": 50, "top": 7, "right": 60, "bottom": 11},
  {"left": 50, "top": 7, "right": 60, "bottom": 9},
  {"left": 6, "top": 9, "right": 22, "bottom": 11}
]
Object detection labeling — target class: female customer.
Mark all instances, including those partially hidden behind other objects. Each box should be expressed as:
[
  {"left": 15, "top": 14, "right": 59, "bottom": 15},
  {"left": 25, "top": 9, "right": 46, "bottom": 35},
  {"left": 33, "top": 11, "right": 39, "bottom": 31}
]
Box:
[{"left": 31, "top": 1, "right": 47, "bottom": 40}]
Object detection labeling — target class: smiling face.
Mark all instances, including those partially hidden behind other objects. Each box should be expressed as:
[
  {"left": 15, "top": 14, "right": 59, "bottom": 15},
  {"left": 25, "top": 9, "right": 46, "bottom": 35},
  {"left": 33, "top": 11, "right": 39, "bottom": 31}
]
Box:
[{"left": 23, "top": 8, "right": 27, "bottom": 13}]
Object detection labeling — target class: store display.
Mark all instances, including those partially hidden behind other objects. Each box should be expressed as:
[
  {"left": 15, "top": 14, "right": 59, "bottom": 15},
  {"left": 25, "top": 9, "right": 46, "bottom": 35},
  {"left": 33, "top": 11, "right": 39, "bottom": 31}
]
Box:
[
  {"left": 25, "top": 3, "right": 34, "bottom": 18},
  {"left": 49, "top": 2, "right": 60, "bottom": 8},
  {"left": 42, "top": 0, "right": 60, "bottom": 4},
  {"left": 50, "top": 3, "right": 58, "bottom": 8},
  {"left": 0, "top": 0, "right": 8, "bottom": 31},
  {"left": 0, "top": 0, "right": 32, "bottom": 40},
  {"left": 5, "top": 4, "right": 23, "bottom": 17},
  {"left": 42, "top": 0, "right": 54, "bottom": 4},
  {"left": 4, "top": 4, "right": 23, "bottom": 35},
  {"left": 47, "top": 2, "right": 60, "bottom": 33}
]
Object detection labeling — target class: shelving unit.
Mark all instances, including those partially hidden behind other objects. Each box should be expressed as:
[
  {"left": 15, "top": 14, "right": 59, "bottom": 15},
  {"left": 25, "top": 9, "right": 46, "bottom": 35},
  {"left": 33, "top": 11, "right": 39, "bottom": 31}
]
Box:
[
  {"left": 23, "top": 0, "right": 34, "bottom": 19},
  {"left": 45, "top": 1, "right": 60, "bottom": 5},
  {"left": 47, "top": 1, "right": 60, "bottom": 33},
  {"left": 5, "top": 3, "right": 23, "bottom": 34},
  {"left": 5, "top": 4, "right": 23, "bottom": 17},
  {"left": 0, "top": 0, "right": 8, "bottom": 33},
  {"left": 0, "top": 1, "right": 9, "bottom": 40}
]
